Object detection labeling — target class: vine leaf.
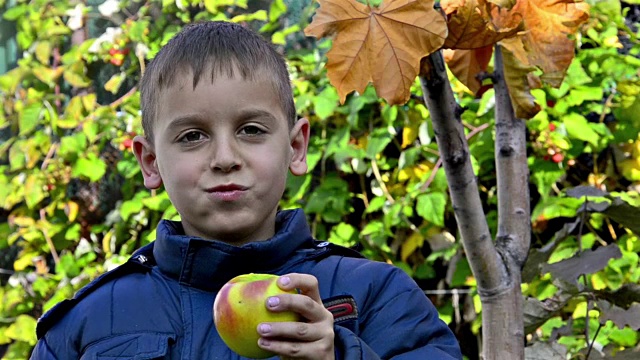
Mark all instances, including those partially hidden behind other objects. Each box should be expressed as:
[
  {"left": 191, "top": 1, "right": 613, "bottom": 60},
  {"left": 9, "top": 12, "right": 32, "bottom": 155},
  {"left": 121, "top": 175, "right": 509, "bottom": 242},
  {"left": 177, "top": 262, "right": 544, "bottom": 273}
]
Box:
[
  {"left": 598, "top": 301, "right": 640, "bottom": 331},
  {"left": 542, "top": 244, "right": 622, "bottom": 286},
  {"left": 524, "top": 342, "right": 567, "bottom": 360},
  {"left": 443, "top": 46, "right": 493, "bottom": 94},
  {"left": 441, "top": 0, "right": 520, "bottom": 49},
  {"left": 304, "top": 0, "right": 447, "bottom": 105}
]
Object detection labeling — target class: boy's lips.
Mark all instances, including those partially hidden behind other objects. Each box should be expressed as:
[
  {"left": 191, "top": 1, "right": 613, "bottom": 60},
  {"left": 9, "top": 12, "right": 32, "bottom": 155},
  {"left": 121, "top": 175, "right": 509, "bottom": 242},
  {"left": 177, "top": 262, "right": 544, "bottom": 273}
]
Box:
[
  {"left": 206, "top": 184, "right": 248, "bottom": 202},
  {"left": 207, "top": 184, "right": 248, "bottom": 192}
]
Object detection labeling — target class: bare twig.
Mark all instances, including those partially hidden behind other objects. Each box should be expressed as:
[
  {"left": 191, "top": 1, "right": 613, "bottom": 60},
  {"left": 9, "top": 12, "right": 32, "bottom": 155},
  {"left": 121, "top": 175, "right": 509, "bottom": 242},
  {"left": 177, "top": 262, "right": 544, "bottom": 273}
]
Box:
[
  {"left": 371, "top": 158, "right": 395, "bottom": 203},
  {"left": 39, "top": 209, "right": 60, "bottom": 265},
  {"left": 420, "top": 122, "right": 490, "bottom": 192},
  {"left": 40, "top": 143, "right": 59, "bottom": 171},
  {"left": 585, "top": 323, "right": 603, "bottom": 359}
]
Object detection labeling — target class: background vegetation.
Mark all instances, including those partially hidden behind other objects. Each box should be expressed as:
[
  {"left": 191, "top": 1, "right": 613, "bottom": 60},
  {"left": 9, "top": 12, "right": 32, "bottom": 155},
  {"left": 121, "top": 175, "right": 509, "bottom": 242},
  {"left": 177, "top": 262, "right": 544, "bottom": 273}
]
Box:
[{"left": 1, "top": 0, "right": 639, "bottom": 359}]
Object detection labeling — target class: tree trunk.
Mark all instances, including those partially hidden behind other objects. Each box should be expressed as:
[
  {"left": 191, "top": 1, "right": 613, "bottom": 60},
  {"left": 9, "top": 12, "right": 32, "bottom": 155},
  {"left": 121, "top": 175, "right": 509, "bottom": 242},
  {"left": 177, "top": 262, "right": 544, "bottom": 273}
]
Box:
[{"left": 419, "top": 47, "right": 530, "bottom": 359}]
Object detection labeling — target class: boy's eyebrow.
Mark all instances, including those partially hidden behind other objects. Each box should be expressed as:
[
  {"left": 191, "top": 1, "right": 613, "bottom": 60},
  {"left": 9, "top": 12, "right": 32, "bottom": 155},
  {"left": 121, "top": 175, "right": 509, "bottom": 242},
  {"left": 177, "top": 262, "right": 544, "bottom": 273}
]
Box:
[
  {"left": 165, "top": 114, "right": 209, "bottom": 133},
  {"left": 236, "top": 108, "right": 279, "bottom": 123}
]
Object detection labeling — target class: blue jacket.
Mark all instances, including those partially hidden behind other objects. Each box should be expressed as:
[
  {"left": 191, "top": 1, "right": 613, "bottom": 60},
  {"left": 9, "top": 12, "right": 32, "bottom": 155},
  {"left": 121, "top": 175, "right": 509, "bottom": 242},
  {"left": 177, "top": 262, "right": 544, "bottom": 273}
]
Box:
[{"left": 31, "top": 209, "right": 462, "bottom": 359}]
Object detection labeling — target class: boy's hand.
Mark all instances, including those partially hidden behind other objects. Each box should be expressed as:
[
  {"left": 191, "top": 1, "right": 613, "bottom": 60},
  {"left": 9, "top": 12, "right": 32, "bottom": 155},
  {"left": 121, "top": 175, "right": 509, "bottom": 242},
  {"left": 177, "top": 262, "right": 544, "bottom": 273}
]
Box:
[{"left": 257, "top": 273, "right": 335, "bottom": 360}]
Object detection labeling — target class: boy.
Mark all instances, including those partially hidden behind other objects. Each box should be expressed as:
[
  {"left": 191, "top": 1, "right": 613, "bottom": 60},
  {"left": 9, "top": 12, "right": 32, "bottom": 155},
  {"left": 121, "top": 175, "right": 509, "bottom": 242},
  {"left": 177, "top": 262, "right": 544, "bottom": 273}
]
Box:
[{"left": 31, "top": 21, "right": 462, "bottom": 359}]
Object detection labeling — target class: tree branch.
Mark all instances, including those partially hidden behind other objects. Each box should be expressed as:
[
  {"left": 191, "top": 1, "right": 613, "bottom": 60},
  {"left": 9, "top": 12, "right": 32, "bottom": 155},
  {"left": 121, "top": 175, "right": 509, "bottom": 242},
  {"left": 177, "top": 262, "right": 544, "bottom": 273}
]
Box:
[
  {"left": 493, "top": 45, "right": 531, "bottom": 271},
  {"left": 419, "top": 50, "right": 505, "bottom": 292}
]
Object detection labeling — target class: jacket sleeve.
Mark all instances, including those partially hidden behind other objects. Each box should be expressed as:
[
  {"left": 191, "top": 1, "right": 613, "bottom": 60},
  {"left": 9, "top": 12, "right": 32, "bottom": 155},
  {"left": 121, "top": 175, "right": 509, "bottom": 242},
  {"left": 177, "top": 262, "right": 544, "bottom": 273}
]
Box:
[
  {"left": 331, "top": 262, "right": 462, "bottom": 359},
  {"left": 30, "top": 337, "right": 61, "bottom": 360}
]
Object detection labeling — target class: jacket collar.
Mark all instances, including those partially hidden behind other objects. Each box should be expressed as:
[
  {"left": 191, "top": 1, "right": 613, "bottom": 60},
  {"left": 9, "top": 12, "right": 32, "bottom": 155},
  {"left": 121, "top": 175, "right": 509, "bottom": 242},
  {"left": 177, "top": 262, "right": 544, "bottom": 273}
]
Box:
[{"left": 152, "top": 209, "right": 314, "bottom": 292}]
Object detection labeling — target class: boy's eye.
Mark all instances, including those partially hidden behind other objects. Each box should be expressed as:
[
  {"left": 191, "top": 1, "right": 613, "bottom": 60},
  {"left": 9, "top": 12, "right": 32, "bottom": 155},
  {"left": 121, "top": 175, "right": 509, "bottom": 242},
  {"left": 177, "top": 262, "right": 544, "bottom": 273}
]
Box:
[
  {"left": 179, "top": 131, "right": 205, "bottom": 142},
  {"left": 240, "top": 125, "right": 265, "bottom": 136}
]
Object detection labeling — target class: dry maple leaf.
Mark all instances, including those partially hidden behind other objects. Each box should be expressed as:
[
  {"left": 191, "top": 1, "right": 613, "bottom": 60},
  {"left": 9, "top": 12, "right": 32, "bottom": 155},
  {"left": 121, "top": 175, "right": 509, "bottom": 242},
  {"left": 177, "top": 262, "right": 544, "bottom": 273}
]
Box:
[
  {"left": 499, "top": 38, "right": 541, "bottom": 119},
  {"left": 442, "top": 0, "right": 520, "bottom": 50},
  {"left": 304, "top": 0, "right": 447, "bottom": 105},
  {"left": 496, "top": 0, "right": 590, "bottom": 87},
  {"left": 443, "top": 46, "right": 493, "bottom": 94},
  {"left": 487, "top": 0, "right": 516, "bottom": 9}
]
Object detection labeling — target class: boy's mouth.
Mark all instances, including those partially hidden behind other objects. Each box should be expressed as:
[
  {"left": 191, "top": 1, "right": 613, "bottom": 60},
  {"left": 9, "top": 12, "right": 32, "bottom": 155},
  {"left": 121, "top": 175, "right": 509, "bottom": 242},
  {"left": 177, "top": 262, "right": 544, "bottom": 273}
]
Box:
[
  {"left": 206, "top": 184, "right": 248, "bottom": 202},
  {"left": 207, "top": 184, "right": 248, "bottom": 192}
]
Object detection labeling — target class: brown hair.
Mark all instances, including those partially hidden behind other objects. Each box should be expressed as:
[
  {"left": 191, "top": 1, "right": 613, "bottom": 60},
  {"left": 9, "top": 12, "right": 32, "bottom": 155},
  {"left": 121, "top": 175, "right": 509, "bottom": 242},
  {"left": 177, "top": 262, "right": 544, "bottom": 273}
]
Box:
[{"left": 140, "top": 21, "right": 296, "bottom": 142}]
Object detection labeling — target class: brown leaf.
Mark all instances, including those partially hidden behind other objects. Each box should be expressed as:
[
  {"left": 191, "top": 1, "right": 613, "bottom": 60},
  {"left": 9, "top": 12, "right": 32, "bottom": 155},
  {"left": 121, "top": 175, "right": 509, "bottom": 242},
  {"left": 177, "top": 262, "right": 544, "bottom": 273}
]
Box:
[
  {"left": 304, "top": 0, "right": 448, "bottom": 105},
  {"left": 442, "top": 0, "right": 520, "bottom": 49},
  {"left": 487, "top": 0, "right": 516, "bottom": 9},
  {"left": 499, "top": 40, "right": 541, "bottom": 119},
  {"left": 502, "top": 0, "right": 590, "bottom": 87},
  {"left": 444, "top": 46, "right": 493, "bottom": 94},
  {"left": 598, "top": 300, "right": 640, "bottom": 331}
]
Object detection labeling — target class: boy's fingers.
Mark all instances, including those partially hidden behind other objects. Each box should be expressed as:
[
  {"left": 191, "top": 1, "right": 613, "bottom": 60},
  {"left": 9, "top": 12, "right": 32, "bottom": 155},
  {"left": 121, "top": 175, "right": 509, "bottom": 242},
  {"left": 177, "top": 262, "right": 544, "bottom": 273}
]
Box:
[
  {"left": 257, "top": 321, "right": 330, "bottom": 342},
  {"left": 278, "top": 273, "right": 321, "bottom": 303},
  {"left": 267, "top": 293, "right": 331, "bottom": 323},
  {"left": 257, "top": 337, "right": 333, "bottom": 360}
]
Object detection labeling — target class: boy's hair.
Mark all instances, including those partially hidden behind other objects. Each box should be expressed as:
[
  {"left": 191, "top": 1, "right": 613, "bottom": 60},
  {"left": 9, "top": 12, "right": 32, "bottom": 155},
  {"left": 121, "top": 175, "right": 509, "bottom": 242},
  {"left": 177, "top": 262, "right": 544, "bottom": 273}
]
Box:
[{"left": 140, "top": 21, "right": 297, "bottom": 142}]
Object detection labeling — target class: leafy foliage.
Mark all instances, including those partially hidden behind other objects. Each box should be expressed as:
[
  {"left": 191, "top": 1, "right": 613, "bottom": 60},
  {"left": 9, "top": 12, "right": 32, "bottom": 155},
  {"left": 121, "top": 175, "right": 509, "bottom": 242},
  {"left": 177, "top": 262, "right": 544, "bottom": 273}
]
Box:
[{"left": 0, "top": 0, "right": 639, "bottom": 359}]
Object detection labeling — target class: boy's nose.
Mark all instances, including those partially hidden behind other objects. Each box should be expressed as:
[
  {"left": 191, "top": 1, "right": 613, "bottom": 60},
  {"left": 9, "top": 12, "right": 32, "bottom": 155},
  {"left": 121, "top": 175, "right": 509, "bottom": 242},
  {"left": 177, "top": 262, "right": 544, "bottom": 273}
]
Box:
[{"left": 209, "top": 139, "right": 242, "bottom": 172}]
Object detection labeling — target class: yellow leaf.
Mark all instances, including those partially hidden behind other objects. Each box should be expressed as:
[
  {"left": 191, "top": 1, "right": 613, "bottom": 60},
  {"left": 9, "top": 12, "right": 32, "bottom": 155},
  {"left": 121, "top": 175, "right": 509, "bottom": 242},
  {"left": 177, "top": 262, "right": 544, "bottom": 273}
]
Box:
[
  {"left": 499, "top": 38, "right": 541, "bottom": 119},
  {"left": 35, "top": 41, "right": 52, "bottom": 64},
  {"left": 65, "top": 201, "right": 79, "bottom": 222},
  {"left": 32, "top": 66, "right": 64, "bottom": 85},
  {"left": 11, "top": 216, "right": 35, "bottom": 227},
  {"left": 103, "top": 229, "right": 115, "bottom": 256},
  {"left": 442, "top": 0, "right": 520, "bottom": 50},
  {"left": 401, "top": 231, "right": 424, "bottom": 261},
  {"left": 105, "top": 73, "right": 125, "bottom": 94},
  {"left": 304, "top": 0, "right": 447, "bottom": 105},
  {"left": 402, "top": 124, "right": 419, "bottom": 148},
  {"left": 13, "top": 252, "right": 38, "bottom": 271},
  {"left": 443, "top": 45, "right": 493, "bottom": 94}
]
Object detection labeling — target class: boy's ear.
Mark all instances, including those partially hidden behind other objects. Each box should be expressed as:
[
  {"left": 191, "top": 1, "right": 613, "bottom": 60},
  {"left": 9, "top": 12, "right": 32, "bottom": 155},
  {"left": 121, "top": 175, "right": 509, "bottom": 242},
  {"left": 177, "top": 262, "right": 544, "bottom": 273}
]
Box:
[
  {"left": 132, "top": 135, "right": 163, "bottom": 189},
  {"left": 289, "top": 117, "right": 310, "bottom": 176}
]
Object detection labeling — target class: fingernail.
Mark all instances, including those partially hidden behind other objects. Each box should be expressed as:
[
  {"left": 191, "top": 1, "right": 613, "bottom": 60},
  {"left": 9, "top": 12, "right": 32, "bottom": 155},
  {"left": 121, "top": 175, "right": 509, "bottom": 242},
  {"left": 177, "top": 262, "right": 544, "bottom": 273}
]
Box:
[
  {"left": 279, "top": 276, "right": 291, "bottom": 286},
  {"left": 258, "top": 324, "right": 271, "bottom": 334},
  {"left": 267, "top": 296, "right": 280, "bottom": 307},
  {"left": 259, "top": 338, "right": 271, "bottom": 347}
]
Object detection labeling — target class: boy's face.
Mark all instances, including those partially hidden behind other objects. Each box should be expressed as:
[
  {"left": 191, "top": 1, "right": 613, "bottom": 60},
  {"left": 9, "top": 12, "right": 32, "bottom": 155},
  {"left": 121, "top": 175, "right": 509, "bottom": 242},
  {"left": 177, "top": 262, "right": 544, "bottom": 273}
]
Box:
[{"left": 133, "top": 70, "right": 309, "bottom": 244}]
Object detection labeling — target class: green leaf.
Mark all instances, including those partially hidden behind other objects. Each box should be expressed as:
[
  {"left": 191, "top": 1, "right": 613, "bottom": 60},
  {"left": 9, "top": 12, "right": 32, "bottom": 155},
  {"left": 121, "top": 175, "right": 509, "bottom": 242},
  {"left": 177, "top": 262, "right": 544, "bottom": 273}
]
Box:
[
  {"left": 72, "top": 153, "right": 107, "bottom": 182},
  {"left": 230, "top": 10, "right": 268, "bottom": 22},
  {"left": 313, "top": 87, "right": 339, "bottom": 120},
  {"left": 64, "top": 62, "right": 92, "bottom": 88},
  {"left": 366, "top": 128, "right": 393, "bottom": 159},
  {"left": 19, "top": 103, "right": 42, "bottom": 135},
  {"left": 0, "top": 67, "right": 27, "bottom": 93},
  {"left": 59, "top": 133, "right": 87, "bottom": 160},
  {"left": 120, "top": 192, "right": 147, "bottom": 221},
  {"left": 328, "top": 222, "right": 357, "bottom": 247},
  {"left": 2, "top": 5, "right": 28, "bottom": 20},
  {"left": 142, "top": 192, "right": 172, "bottom": 211},
  {"left": 562, "top": 113, "right": 600, "bottom": 147},
  {"left": 24, "top": 173, "right": 46, "bottom": 209},
  {"left": 269, "top": 0, "right": 287, "bottom": 22},
  {"left": 55, "top": 253, "right": 81, "bottom": 278},
  {"left": 416, "top": 192, "right": 447, "bottom": 227}
]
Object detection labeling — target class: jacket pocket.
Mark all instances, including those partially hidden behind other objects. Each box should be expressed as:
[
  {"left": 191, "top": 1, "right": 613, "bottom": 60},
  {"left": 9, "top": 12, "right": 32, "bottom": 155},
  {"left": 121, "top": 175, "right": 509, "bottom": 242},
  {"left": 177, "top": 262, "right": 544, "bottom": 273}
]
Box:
[{"left": 80, "top": 332, "right": 175, "bottom": 360}]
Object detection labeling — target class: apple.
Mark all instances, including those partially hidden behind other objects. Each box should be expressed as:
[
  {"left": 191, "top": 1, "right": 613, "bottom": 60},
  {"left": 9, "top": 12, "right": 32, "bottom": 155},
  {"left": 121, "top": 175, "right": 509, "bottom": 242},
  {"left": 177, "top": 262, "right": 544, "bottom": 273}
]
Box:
[{"left": 213, "top": 273, "right": 300, "bottom": 359}]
